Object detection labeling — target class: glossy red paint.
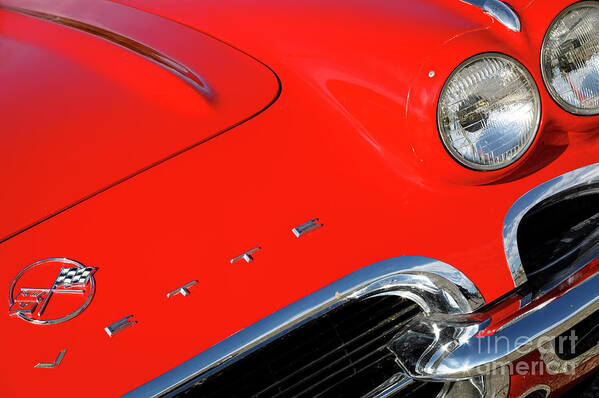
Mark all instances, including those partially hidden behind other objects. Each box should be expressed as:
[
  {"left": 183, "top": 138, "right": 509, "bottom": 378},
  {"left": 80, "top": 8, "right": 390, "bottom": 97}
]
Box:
[
  {"left": 0, "top": 1, "right": 279, "bottom": 242},
  {"left": 2, "top": 0, "right": 599, "bottom": 396}
]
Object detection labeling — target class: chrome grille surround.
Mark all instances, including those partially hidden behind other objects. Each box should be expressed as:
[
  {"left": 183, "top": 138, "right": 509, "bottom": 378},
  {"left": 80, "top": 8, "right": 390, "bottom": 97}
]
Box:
[
  {"left": 389, "top": 166, "right": 599, "bottom": 382},
  {"left": 501, "top": 163, "right": 599, "bottom": 377},
  {"left": 125, "top": 256, "right": 490, "bottom": 397},
  {"left": 504, "top": 162, "right": 599, "bottom": 287}
]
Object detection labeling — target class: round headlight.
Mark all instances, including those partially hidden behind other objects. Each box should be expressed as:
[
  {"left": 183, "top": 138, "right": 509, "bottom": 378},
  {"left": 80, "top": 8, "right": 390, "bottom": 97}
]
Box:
[
  {"left": 437, "top": 54, "right": 541, "bottom": 171},
  {"left": 541, "top": 1, "right": 599, "bottom": 115}
]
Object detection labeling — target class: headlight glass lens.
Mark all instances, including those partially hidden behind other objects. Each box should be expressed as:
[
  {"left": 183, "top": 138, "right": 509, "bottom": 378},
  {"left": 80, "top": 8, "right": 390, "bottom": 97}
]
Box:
[
  {"left": 542, "top": 2, "right": 599, "bottom": 115},
  {"left": 438, "top": 54, "right": 541, "bottom": 171}
]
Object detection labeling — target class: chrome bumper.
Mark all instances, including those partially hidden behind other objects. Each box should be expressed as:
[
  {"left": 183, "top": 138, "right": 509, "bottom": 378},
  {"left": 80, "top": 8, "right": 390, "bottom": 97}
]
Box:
[{"left": 389, "top": 264, "right": 599, "bottom": 380}]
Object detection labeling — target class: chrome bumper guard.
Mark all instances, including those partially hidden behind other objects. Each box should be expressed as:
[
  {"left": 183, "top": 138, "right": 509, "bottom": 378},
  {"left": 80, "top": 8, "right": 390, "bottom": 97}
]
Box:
[{"left": 389, "top": 264, "right": 599, "bottom": 380}]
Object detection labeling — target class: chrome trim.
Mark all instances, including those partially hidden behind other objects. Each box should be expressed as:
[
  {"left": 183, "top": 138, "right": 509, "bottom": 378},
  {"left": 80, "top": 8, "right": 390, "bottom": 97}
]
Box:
[
  {"left": 292, "top": 218, "right": 323, "bottom": 238},
  {"left": 20, "top": 287, "right": 84, "bottom": 295},
  {"left": 363, "top": 374, "right": 416, "bottom": 398},
  {"left": 105, "top": 315, "right": 137, "bottom": 337},
  {"left": 463, "top": 0, "right": 521, "bottom": 32},
  {"left": 443, "top": 370, "right": 510, "bottom": 398},
  {"left": 166, "top": 281, "right": 198, "bottom": 298},
  {"left": 34, "top": 349, "right": 67, "bottom": 368},
  {"left": 540, "top": 336, "right": 599, "bottom": 375},
  {"left": 365, "top": 368, "right": 510, "bottom": 398},
  {"left": 350, "top": 271, "right": 481, "bottom": 314},
  {"left": 518, "top": 384, "right": 550, "bottom": 398},
  {"left": 8, "top": 258, "right": 96, "bottom": 325},
  {"left": 388, "top": 267, "right": 599, "bottom": 379},
  {"left": 503, "top": 163, "right": 599, "bottom": 286},
  {"left": 230, "top": 247, "right": 261, "bottom": 264},
  {"left": 124, "top": 256, "right": 484, "bottom": 397}
]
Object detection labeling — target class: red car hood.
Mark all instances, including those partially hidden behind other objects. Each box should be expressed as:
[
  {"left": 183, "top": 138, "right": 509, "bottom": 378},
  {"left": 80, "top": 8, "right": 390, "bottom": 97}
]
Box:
[
  {"left": 5, "top": 0, "right": 597, "bottom": 397},
  {"left": 0, "top": 0, "right": 279, "bottom": 242}
]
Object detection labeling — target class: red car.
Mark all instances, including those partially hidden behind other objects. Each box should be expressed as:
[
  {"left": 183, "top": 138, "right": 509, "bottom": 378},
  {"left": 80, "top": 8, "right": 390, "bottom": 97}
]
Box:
[{"left": 3, "top": 0, "right": 599, "bottom": 396}]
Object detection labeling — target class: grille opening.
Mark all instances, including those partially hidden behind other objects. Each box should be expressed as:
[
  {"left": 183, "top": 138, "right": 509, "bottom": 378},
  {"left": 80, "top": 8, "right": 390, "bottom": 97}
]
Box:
[
  {"left": 176, "top": 295, "right": 444, "bottom": 398},
  {"left": 554, "top": 307, "right": 599, "bottom": 361},
  {"left": 517, "top": 184, "right": 599, "bottom": 288}
]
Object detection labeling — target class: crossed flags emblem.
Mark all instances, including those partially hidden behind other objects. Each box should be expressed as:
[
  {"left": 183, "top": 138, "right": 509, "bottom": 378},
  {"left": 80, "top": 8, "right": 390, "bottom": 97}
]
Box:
[{"left": 9, "top": 265, "right": 96, "bottom": 316}]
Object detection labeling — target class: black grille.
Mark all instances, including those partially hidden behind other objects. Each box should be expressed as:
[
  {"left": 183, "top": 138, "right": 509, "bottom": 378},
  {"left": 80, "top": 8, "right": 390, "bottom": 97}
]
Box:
[
  {"left": 517, "top": 184, "right": 599, "bottom": 289},
  {"left": 176, "top": 296, "right": 443, "bottom": 398}
]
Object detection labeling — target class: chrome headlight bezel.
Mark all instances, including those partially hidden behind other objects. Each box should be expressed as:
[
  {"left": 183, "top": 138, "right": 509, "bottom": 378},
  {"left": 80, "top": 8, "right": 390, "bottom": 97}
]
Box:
[
  {"left": 541, "top": 1, "right": 599, "bottom": 116},
  {"left": 437, "top": 52, "right": 542, "bottom": 171}
]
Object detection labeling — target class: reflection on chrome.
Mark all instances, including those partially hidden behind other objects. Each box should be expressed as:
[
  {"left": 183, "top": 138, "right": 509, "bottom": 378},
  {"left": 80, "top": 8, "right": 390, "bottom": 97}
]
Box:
[
  {"left": 540, "top": 334, "right": 599, "bottom": 375},
  {"left": 463, "top": 0, "right": 522, "bottom": 32},
  {"left": 126, "top": 256, "right": 485, "bottom": 397},
  {"left": 388, "top": 263, "right": 599, "bottom": 380},
  {"left": 504, "top": 162, "right": 599, "bottom": 286}
]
